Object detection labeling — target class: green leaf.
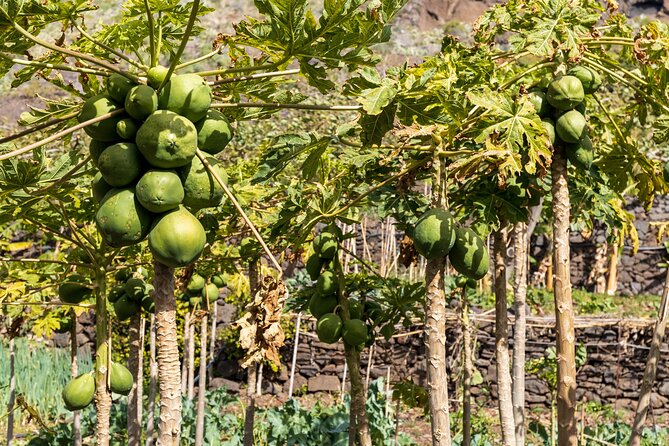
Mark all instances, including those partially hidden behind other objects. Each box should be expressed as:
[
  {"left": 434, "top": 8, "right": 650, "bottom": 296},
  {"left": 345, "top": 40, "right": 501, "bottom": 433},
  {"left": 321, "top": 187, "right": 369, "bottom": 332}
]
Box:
[{"left": 357, "top": 80, "right": 398, "bottom": 115}]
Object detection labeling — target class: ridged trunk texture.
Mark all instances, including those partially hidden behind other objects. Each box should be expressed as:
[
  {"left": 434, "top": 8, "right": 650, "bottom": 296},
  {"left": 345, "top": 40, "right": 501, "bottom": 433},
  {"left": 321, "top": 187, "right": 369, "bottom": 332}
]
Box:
[
  {"left": 188, "top": 319, "right": 195, "bottom": 400},
  {"left": 146, "top": 314, "right": 158, "bottom": 446},
  {"left": 512, "top": 222, "right": 528, "bottom": 446},
  {"left": 128, "top": 313, "right": 144, "bottom": 445},
  {"left": 628, "top": 268, "right": 669, "bottom": 446},
  {"left": 95, "top": 268, "right": 111, "bottom": 446},
  {"left": 493, "top": 228, "right": 516, "bottom": 446},
  {"left": 153, "top": 260, "right": 181, "bottom": 446},
  {"left": 243, "top": 259, "right": 259, "bottom": 446},
  {"left": 551, "top": 149, "right": 577, "bottom": 446},
  {"left": 425, "top": 256, "right": 452, "bottom": 446},
  {"left": 195, "top": 314, "right": 208, "bottom": 446},
  {"left": 70, "top": 311, "right": 82, "bottom": 446}
]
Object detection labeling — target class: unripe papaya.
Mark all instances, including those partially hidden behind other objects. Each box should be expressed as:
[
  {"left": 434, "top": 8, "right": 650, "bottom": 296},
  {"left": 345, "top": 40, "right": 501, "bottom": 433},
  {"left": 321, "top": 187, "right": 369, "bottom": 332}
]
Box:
[
  {"left": 448, "top": 227, "right": 489, "bottom": 280},
  {"left": 98, "top": 142, "right": 144, "bottom": 187},
  {"left": 92, "top": 172, "right": 112, "bottom": 203},
  {"left": 211, "top": 274, "right": 226, "bottom": 287},
  {"left": 316, "top": 313, "right": 343, "bottom": 344},
  {"left": 78, "top": 95, "right": 124, "bottom": 142},
  {"left": 308, "top": 292, "right": 338, "bottom": 319},
  {"left": 141, "top": 295, "right": 155, "bottom": 313},
  {"left": 89, "top": 140, "right": 112, "bottom": 166},
  {"left": 147, "top": 65, "right": 169, "bottom": 89},
  {"left": 567, "top": 66, "right": 602, "bottom": 94},
  {"left": 107, "top": 286, "right": 125, "bottom": 304},
  {"left": 412, "top": 209, "right": 456, "bottom": 259},
  {"left": 664, "top": 161, "right": 669, "bottom": 183},
  {"left": 528, "top": 90, "right": 550, "bottom": 117},
  {"left": 202, "top": 283, "right": 219, "bottom": 303},
  {"left": 542, "top": 118, "right": 556, "bottom": 145},
  {"left": 106, "top": 73, "right": 135, "bottom": 104},
  {"left": 342, "top": 319, "right": 367, "bottom": 346},
  {"left": 313, "top": 232, "right": 338, "bottom": 259},
  {"left": 566, "top": 136, "right": 594, "bottom": 170},
  {"left": 125, "top": 85, "right": 158, "bottom": 121},
  {"left": 136, "top": 169, "right": 184, "bottom": 213},
  {"left": 62, "top": 373, "right": 95, "bottom": 411},
  {"left": 95, "top": 188, "right": 153, "bottom": 247},
  {"left": 186, "top": 274, "right": 206, "bottom": 296},
  {"left": 114, "top": 294, "right": 140, "bottom": 321},
  {"left": 546, "top": 75, "right": 584, "bottom": 110},
  {"left": 348, "top": 298, "right": 364, "bottom": 320},
  {"left": 179, "top": 155, "right": 227, "bottom": 210},
  {"left": 316, "top": 270, "right": 338, "bottom": 295},
  {"left": 116, "top": 118, "right": 139, "bottom": 140},
  {"left": 124, "top": 277, "right": 146, "bottom": 301},
  {"left": 305, "top": 253, "right": 325, "bottom": 280},
  {"left": 58, "top": 274, "right": 91, "bottom": 304},
  {"left": 158, "top": 74, "right": 212, "bottom": 122},
  {"left": 148, "top": 206, "right": 206, "bottom": 268},
  {"left": 195, "top": 109, "right": 234, "bottom": 154},
  {"left": 110, "top": 362, "right": 133, "bottom": 395},
  {"left": 555, "top": 110, "right": 587, "bottom": 144},
  {"left": 136, "top": 110, "right": 198, "bottom": 168}
]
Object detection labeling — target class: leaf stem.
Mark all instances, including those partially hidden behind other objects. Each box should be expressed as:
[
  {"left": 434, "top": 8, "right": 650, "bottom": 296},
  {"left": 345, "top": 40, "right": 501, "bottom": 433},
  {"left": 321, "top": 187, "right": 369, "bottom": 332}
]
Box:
[
  {"left": 0, "top": 257, "right": 92, "bottom": 268},
  {"left": 583, "top": 51, "right": 648, "bottom": 86},
  {"left": 0, "top": 55, "right": 110, "bottom": 76},
  {"left": 10, "top": 20, "right": 141, "bottom": 83},
  {"left": 209, "top": 68, "right": 300, "bottom": 86},
  {"left": 143, "top": 0, "right": 157, "bottom": 67},
  {"left": 211, "top": 102, "right": 361, "bottom": 112},
  {"left": 158, "top": 0, "right": 201, "bottom": 91},
  {"left": 176, "top": 47, "right": 222, "bottom": 70},
  {"left": 499, "top": 60, "right": 555, "bottom": 90},
  {"left": 195, "top": 150, "right": 282, "bottom": 273},
  {"left": 0, "top": 109, "right": 125, "bottom": 161},
  {"left": 0, "top": 111, "right": 79, "bottom": 145},
  {"left": 194, "top": 59, "right": 289, "bottom": 77}
]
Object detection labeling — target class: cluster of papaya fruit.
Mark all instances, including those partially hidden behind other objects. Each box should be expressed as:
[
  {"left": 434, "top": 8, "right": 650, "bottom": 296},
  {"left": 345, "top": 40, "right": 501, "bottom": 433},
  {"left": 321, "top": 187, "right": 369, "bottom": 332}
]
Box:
[
  {"left": 177, "top": 272, "right": 225, "bottom": 308},
  {"left": 412, "top": 209, "right": 489, "bottom": 282},
  {"left": 62, "top": 361, "right": 133, "bottom": 411},
  {"left": 531, "top": 66, "right": 601, "bottom": 169},
  {"left": 306, "top": 231, "right": 374, "bottom": 348},
  {"left": 58, "top": 274, "right": 93, "bottom": 305},
  {"left": 108, "top": 268, "right": 154, "bottom": 321},
  {"left": 84, "top": 68, "right": 233, "bottom": 268}
]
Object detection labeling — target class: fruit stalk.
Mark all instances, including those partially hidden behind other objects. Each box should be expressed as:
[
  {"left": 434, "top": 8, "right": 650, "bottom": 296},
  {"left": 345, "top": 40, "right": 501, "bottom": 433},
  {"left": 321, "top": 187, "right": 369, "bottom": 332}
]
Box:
[
  {"left": 128, "top": 313, "right": 144, "bottom": 445},
  {"left": 551, "top": 148, "right": 577, "bottom": 446},
  {"left": 153, "top": 260, "right": 182, "bottom": 446},
  {"left": 512, "top": 222, "right": 528, "bottom": 446},
  {"left": 94, "top": 267, "right": 112, "bottom": 446},
  {"left": 628, "top": 267, "right": 669, "bottom": 446},
  {"left": 333, "top": 256, "right": 372, "bottom": 446},
  {"left": 493, "top": 227, "right": 516, "bottom": 446}
]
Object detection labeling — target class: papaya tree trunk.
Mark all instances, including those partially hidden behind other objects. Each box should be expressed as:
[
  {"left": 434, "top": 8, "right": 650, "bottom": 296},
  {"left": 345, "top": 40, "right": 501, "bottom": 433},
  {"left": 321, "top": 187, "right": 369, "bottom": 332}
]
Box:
[
  {"left": 512, "top": 222, "right": 528, "bottom": 446},
  {"left": 606, "top": 241, "right": 619, "bottom": 296},
  {"left": 493, "top": 227, "right": 516, "bottom": 446},
  {"left": 210, "top": 302, "right": 217, "bottom": 361},
  {"left": 146, "top": 314, "right": 158, "bottom": 446},
  {"left": 94, "top": 268, "right": 112, "bottom": 446},
  {"left": 333, "top": 255, "right": 372, "bottom": 446},
  {"left": 153, "top": 260, "right": 182, "bottom": 446},
  {"left": 628, "top": 267, "right": 669, "bottom": 446},
  {"left": 243, "top": 259, "right": 259, "bottom": 446},
  {"left": 425, "top": 256, "right": 452, "bottom": 446},
  {"left": 128, "top": 313, "right": 144, "bottom": 445},
  {"left": 70, "top": 310, "right": 82, "bottom": 446},
  {"left": 188, "top": 319, "right": 195, "bottom": 400},
  {"left": 551, "top": 148, "right": 577, "bottom": 446},
  {"left": 461, "top": 288, "right": 473, "bottom": 446},
  {"left": 195, "top": 313, "right": 208, "bottom": 446},
  {"left": 181, "top": 313, "right": 190, "bottom": 396}
]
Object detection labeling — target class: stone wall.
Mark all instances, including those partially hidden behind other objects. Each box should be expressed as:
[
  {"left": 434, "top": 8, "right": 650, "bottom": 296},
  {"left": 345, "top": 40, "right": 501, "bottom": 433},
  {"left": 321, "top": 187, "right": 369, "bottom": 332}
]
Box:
[{"left": 211, "top": 314, "right": 669, "bottom": 413}]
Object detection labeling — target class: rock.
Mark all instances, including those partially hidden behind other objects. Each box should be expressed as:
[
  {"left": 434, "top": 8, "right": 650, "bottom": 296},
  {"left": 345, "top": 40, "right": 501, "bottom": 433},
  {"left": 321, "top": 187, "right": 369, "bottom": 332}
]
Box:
[
  {"left": 209, "top": 377, "right": 240, "bottom": 393},
  {"left": 214, "top": 359, "right": 241, "bottom": 379},
  {"left": 308, "top": 375, "right": 341, "bottom": 392}
]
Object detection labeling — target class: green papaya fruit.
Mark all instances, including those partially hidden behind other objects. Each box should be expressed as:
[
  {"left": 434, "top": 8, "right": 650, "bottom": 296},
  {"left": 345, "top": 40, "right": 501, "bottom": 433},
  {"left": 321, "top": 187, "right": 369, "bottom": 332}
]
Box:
[
  {"left": 115, "top": 268, "right": 132, "bottom": 282},
  {"left": 178, "top": 154, "right": 227, "bottom": 210},
  {"left": 106, "top": 73, "right": 135, "bottom": 104},
  {"left": 58, "top": 274, "right": 91, "bottom": 304},
  {"left": 412, "top": 209, "right": 456, "bottom": 259},
  {"left": 308, "top": 293, "right": 338, "bottom": 319},
  {"left": 201, "top": 283, "right": 219, "bottom": 303},
  {"left": 189, "top": 296, "right": 202, "bottom": 307},
  {"left": 136, "top": 110, "right": 198, "bottom": 168},
  {"left": 89, "top": 140, "right": 112, "bottom": 166},
  {"left": 663, "top": 161, "right": 669, "bottom": 184},
  {"left": 194, "top": 109, "right": 233, "bottom": 154},
  {"left": 342, "top": 319, "right": 367, "bottom": 346},
  {"left": 62, "top": 373, "right": 95, "bottom": 411},
  {"left": 97, "top": 142, "right": 144, "bottom": 187},
  {"left": 555, "top": 110, "right": 587, "bottom": 144},
  {"left": 316, "top": 270, "right": 338, "bottom": 295},
  {"left": 541, "top": 118, "right": 556, "bottom": 145},
  {"left": 566, "top": 136, "right": 594, "bottom": 170},
  {"left": 95, "top": 188, "right": 153, "bottom": 247},
  {"left": 116, "top": 118, "right": 139, "bottom": 140},
  {"left": 313, "top": 232, "right": 338, "bottom": 259},
  {"left": 148, "top": 206, "right": 206, "bottom": 268},
  {"left": 448, "top": 227, "right": 489, "bottom": 280},
  {"left": 78, "top": 95, "right": 124, "bottom": 142},
  {"left": 305, "top": 253, "right": 325, "bottom": 280},
  {"left": 110, "top": 362, "right": 133, "bottom": 395},
  {"left": 114, "top": 294, "right": 140, "bottom": 321},
  {"left": 141, "top": 295, "right": 155, "bottom": 313},
  {"left": 211, "top": 274, "right": 226, "bottom": 287},
  {"left": 567, "top": 66, "right": 602, "bottom": 94},
  {"left": 136, "top": 169, "right": 184, "bottom": 213},
  {"left": 92, "top": 172, "right": 112, "bottom": 203},
  {"left": 187, "top": 274, "right": 206, "bottom": 296},
  {"left": 546, "top": 75, "right": 584, "bottom": 110},
  {"left": 124, "top": 277, "right": 146, "bottom": 301},
  {"left": 348, "top": 299, "right": 364, "bottom": 320},
  {"left": 107, "top": 286, "right": 125, "bottom": 304},
  {"left": 125, "top": 85, "right": 158, "bottom": 121},
  {"left": 158, "top": 74, "right": 212, "bottom": 122},
  {"left": 316, "top": 313, "right": 343, "bottom": 344},
  {"left": 528, "top": 90, "right": 550, "bottom": 117},
  {"left": 147, "top": 65, "right": 169, "bottom": 89}
]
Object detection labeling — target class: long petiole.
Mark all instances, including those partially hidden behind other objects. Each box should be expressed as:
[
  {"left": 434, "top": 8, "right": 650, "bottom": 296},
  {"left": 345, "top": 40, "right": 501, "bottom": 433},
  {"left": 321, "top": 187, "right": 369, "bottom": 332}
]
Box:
[
  {"left": 158, "top": 0, "right": 201, "bottom": 91},
  {"left": 211, "top": 102, "right": 361, "bottom": 112},
  {"left": 0, "top": 55, "right": 110, "bottom": 76},
  {"left": 176, "top": 47, "right": 223, "bottom": 70},
  {"left": 209, "top": 68, "right": 300, "bottom": 86},
  {"left": 195, "top": 58, "right": 290, "bottom": 77},
  {"left": 0, "top": 109, "right": 126, "bottom": 161},
  {"left": 143, "top": 0, "right": 157, "bottom": 67},
  {"left": 0, "top": 110, "right": 79, "bottom": 145}
]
